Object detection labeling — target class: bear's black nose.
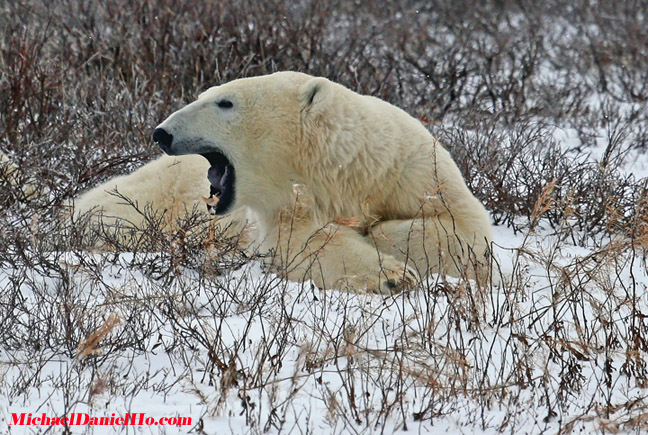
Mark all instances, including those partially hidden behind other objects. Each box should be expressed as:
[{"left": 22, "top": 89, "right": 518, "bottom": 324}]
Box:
[{"left": 152, "top": 128, "right": 173, "bottom": 152}]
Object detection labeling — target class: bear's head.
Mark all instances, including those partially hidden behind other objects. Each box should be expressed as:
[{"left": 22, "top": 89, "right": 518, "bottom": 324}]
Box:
[{"left": 153, "top": 71, "right": 336, "bottom": 216}]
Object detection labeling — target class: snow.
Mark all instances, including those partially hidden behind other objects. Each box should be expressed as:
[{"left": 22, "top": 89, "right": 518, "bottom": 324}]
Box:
[{"left": 2, "top": 207, "right": 647, "bottom": 433}]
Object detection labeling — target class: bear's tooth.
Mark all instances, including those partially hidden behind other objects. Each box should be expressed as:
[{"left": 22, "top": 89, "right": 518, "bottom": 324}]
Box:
[{"left": 201, "top": 195, "right": 220, "bottom": 206}]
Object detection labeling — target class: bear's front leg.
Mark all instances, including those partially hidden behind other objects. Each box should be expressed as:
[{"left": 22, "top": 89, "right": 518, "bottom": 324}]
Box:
[
  {"left": 265, "top": 219, "right": 418, "bottom": 294},
  {"left": 368, "top": 214, "right": 492, "bottom": 285}
]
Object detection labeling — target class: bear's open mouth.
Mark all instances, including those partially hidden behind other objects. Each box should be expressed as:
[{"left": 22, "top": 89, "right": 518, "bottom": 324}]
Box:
[{"left": 201, "top": 150, "right": 235, "bottom": 215}]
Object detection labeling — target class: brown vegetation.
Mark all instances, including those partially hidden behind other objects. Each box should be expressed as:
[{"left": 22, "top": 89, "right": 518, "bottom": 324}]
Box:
[{"left": 1, "top": 0, "right": 647, "bottom": 433}]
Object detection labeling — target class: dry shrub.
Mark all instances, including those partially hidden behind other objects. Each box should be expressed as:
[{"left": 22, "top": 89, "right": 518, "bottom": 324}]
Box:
[{"left": 1, "top": 0, "right": 648, "bottom": 433}]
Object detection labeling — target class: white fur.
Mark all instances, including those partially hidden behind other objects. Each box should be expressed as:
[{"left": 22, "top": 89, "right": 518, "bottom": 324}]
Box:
[
  {"left": 76, "top": 72, "right": 493, "bottom": 293},
  {"left": 1, "top": 151, "right": 37, "bottom": 199}
]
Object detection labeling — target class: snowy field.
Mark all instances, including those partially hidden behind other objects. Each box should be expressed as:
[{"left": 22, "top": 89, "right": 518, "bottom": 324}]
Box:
[
  {"left": 1, "top": 211, "right": 647, "bottom": 434},
  {"left": 1, "top": 1, "right": 648, "bottom": 433}
]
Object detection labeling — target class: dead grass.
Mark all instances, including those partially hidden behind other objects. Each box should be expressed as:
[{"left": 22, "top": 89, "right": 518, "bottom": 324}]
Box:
[{"left": 1, "top": 0, "right": 647, "bottom": 433}]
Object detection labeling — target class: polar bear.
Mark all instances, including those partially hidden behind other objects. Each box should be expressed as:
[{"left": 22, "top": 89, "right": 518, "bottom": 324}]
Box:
[{"left": 76, "top": 71, "right": 493, "bottom": 293}]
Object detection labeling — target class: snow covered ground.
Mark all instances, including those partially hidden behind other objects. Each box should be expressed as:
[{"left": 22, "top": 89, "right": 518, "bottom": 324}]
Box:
[{"left": 1, "top": 206, "right": 646, "bottom": 433}]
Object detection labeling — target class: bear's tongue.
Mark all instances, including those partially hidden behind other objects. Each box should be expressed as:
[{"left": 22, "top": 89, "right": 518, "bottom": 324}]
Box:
[{"left": 207, "top": 165, "right": 230, "bottom": 196}]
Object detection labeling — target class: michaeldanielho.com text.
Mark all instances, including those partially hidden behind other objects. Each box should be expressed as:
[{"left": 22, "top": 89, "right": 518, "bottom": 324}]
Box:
[{"left": 11, "top": 413, "right": 192, "bottom": 427}]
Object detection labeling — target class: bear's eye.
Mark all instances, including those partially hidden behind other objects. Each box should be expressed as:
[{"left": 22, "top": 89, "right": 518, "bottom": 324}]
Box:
[{"left": 217, "top": 100, "right": 233, "bottom": 109}]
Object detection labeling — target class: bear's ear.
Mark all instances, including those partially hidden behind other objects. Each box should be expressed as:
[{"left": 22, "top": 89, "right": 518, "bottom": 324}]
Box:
[{"left": 299, "top": 77, "right": 333, "bottom": 116}]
